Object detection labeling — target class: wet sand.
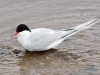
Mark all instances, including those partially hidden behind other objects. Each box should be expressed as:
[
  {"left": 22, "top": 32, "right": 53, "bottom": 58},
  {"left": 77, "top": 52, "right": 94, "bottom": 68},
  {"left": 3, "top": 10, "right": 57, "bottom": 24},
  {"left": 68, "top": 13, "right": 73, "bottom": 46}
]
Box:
[{"left": 0, "top": 0, "right": 100, "bottom": 75}]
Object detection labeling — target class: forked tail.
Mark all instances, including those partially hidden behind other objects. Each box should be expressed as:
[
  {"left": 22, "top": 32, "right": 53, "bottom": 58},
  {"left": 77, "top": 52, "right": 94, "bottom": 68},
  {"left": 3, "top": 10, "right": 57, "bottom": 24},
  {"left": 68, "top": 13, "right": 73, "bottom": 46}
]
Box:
[
  {"left": 46, "top": 19, "right": 100, "bottom": 49},
  {"left": 63, "top": 19, "right": 100, "bottom": 39}
]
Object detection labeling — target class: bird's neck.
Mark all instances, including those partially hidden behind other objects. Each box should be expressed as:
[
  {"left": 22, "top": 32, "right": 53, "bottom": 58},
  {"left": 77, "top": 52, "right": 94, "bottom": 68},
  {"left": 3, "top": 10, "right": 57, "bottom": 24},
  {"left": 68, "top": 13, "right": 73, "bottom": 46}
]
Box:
[{"left": 17, "top": 31, "right": 30, "bottom": 47}]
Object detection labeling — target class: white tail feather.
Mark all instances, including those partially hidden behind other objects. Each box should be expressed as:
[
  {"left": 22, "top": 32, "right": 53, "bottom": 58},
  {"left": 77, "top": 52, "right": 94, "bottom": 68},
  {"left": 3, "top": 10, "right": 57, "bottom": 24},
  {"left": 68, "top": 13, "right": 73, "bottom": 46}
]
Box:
[
  {"left": 46, "top": 19, "right": 100, "bottom": 49},
  {"left": 63, "top": 19, "right": 100, "bottom": 40}
]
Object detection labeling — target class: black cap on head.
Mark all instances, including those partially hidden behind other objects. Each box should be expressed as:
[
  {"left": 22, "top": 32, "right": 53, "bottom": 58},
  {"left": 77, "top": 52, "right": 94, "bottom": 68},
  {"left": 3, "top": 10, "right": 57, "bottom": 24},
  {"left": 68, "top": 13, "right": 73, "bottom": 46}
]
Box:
[{"left": 16, "top": 24, "right": 31, "bottom": 32}]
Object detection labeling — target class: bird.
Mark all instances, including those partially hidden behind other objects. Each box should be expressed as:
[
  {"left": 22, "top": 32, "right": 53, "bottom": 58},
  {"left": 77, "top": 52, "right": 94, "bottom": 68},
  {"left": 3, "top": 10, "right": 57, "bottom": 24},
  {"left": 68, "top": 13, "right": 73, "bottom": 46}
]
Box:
[{"left": 12, "top": 19, "right": 100, "bottom": 51}]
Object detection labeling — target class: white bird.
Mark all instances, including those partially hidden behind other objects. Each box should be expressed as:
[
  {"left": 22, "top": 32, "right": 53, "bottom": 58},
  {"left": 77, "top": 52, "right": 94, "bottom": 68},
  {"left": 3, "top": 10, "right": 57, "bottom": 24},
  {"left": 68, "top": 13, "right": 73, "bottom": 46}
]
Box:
[{"left": 12, "top": 19, "right": 100, "bottom": 51}]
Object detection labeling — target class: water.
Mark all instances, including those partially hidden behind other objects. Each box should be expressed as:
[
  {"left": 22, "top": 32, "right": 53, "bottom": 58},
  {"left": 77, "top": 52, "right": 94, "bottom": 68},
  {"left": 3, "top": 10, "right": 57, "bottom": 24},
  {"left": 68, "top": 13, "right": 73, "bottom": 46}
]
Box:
[{"left": 0, "top": 0, "right": 100, "bottom": 75}]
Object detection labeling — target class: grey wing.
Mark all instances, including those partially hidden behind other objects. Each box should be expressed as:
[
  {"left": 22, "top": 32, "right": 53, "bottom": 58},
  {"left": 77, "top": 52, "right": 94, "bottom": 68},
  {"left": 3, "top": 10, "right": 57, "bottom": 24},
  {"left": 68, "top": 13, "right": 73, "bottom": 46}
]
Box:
[
  {"left": 28, "top": 28, "right": 66, "bottom": 49},
  {"left": 29, "top": 28, "right": 56, "bottom": 42}
]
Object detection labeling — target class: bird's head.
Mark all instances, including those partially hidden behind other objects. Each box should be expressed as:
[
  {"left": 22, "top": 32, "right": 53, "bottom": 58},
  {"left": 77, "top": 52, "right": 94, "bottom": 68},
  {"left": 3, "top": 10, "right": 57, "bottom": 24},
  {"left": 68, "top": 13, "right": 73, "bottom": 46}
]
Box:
[{"left": 12, "top": 24, "right": 31, "bottom": 37}]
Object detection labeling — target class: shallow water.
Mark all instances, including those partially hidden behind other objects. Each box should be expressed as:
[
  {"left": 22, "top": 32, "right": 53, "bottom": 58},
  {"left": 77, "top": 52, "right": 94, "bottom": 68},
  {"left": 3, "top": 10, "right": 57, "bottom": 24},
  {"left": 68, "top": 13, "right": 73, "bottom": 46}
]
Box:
[{"left": 0, "top": 0, "right": 100, "bottom": 75}]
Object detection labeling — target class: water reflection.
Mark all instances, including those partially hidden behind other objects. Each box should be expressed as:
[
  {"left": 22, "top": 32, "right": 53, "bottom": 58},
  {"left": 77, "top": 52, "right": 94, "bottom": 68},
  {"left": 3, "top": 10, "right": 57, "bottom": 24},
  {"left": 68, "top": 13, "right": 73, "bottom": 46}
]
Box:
[
  {"left": 18, "top": 49, "right": 81, "bottom": 75},
  {"left": 19, "top": 49, "right": 58, "bottom": 75}
]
